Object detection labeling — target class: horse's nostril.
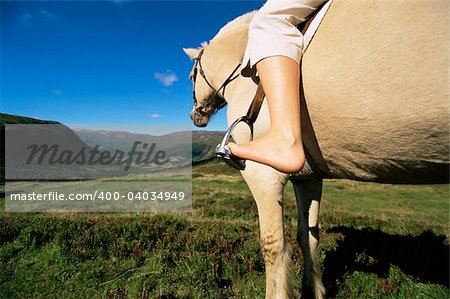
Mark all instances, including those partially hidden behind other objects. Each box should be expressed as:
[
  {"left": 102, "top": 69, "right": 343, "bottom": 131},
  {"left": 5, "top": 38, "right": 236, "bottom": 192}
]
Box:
[
  {"left": 189, "top": 111, "right": 195, "bottom": 120},
  {"left": 195, "top": 120, "right": 207, "bottom": 127},
  {"left": 192, "top": 114, "right": 208, "bottom": 127}
]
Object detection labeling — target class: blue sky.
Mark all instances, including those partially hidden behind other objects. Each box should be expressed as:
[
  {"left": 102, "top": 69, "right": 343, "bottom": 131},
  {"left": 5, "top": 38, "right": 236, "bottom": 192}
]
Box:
[{"left": 1, "top": 0, "right": 263, "bottom": 131}]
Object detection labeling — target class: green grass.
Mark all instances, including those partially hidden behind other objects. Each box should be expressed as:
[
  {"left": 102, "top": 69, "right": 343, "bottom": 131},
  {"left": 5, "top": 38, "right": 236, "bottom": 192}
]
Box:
[
  {"left": 335, "top": 265, "right": 449, "bottom": 299},
  {"left": 1, "top": 161, "right": 449, "bottom": 298}
]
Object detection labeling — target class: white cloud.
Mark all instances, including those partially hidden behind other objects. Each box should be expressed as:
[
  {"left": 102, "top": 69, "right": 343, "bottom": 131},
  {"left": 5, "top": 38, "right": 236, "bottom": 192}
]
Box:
[
  {"left": 154, "top": 71, "right": 178, "bottom": 87},
  {"left": 38, "top": 9, "right": 57, "bottom": 22},
  {"left": 17, "top": 9, "right": 58, "bottom": 26},
  {"left": 147, "top": 113, "right": 161, "bottom": 118},
  {"left": 18, "top": 12, "right": 33, "bottom": 26}
]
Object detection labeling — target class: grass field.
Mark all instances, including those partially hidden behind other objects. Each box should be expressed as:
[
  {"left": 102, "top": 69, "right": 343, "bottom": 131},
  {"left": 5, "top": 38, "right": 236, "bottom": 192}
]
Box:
[{"left": 1, "top": 161, "right": 449, "bottom": 298}]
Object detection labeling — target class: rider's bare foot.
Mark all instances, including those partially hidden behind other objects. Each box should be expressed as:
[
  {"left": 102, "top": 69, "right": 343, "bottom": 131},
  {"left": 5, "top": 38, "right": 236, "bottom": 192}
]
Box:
[
  {"left": 227, "top": 130, "right": 305, "bottom": 174},
  {"left": 225, "top": 56, "right": 305, "bottom": 173}
]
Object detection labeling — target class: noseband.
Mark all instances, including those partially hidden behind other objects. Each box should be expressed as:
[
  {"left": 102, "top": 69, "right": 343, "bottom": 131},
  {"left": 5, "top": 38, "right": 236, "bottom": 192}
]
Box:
[{"left": 192, "top": 49, "right": 241, "bottom": 115}]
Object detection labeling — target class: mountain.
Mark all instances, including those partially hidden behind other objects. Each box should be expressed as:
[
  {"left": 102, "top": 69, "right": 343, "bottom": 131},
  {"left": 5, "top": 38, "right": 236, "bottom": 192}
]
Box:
[
  {"left": 1, "top": 113, "right": 225, "bottom": 181},
  {"left": 73, "top": 129, "right": 224, "bottom": 163},
  {"left": 1, "top": 113, "right": 126, "bottom": 180}
]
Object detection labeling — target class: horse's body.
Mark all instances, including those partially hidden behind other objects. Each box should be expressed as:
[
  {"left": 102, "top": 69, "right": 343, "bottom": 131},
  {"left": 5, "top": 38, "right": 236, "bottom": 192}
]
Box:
[
  {"left": 302, "top": 0, "right": 448, "bottom": 184},
  {"left": 185, "top": 0, "right": 449, "bottom": 297}
]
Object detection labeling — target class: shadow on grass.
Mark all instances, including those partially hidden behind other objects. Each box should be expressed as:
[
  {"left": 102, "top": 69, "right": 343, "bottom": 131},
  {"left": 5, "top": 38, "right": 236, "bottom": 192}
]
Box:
[{"left": 322, "top": 227, "right": 449, "bottom": 297}]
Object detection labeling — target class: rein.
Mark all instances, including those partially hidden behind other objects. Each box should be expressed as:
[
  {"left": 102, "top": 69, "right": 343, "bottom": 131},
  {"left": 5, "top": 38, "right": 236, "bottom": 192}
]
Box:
[{"left": 192, "top": 49, "right": 241, "bottom": 114}]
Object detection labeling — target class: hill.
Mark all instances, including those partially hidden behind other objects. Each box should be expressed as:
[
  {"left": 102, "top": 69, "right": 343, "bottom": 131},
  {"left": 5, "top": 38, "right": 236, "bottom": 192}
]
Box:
[
  {"left": 192, "top": 130, "right": 224, "bottom": 162},
  {"left": 0, "top": 113, "right": 59, "bottom": 125},
  {"left": 0, "top": 113, "right": 62, "bottom": 163},
  {"left": 73, "top": 128, "right": 224, "bottom": 163}
]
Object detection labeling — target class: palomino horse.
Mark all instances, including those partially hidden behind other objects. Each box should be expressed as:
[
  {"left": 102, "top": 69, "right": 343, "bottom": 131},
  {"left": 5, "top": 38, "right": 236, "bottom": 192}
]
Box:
[{"left": 184, "top": 0, "right": 449, "bottom": 297}]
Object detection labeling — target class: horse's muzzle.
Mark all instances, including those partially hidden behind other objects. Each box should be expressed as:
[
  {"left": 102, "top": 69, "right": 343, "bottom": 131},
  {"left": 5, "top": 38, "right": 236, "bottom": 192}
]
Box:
[{"left": 190, "top": 110, "right": 209, "bottom": 127}]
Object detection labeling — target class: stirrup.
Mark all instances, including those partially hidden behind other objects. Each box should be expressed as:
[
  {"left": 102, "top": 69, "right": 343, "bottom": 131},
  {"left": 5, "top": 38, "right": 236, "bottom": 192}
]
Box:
[{"left": 215, "top": 115, "right": 254, "bottom": 171}]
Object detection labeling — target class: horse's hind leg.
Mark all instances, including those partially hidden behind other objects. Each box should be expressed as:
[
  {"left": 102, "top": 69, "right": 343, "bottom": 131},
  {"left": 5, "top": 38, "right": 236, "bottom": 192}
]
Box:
[
  {"left": 241, "top": 162, "right": 292, "bottom": 299},
  {"left": 292, "top": 178, "right": 325, "bottom": 299}
]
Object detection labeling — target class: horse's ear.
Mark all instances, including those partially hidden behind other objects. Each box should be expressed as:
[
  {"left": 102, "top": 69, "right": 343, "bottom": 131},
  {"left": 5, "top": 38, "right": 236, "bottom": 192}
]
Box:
[{"left": 183, "top": 48, "right": 201, "bottom": 60}]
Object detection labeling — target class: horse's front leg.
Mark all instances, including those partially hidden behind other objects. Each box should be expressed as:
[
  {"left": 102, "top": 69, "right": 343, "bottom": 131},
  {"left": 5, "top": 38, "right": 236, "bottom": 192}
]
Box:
[
  {"left": 241, "top": 162, "right": 291, "bottom": 299},
  {"left": 292, "top": 178, "right": 325, "bottom": 299}
]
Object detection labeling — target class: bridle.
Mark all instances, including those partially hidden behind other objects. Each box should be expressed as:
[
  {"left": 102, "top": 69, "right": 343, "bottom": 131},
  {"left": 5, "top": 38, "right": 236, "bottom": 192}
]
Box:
[{"left": 191, "top": 48, "right": 241, "bottom": 116}]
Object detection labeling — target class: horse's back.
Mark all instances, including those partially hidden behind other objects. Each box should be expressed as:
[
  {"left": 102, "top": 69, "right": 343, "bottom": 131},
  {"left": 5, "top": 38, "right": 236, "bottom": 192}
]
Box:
[{"left": 302, "top": 0, "right": 449, "bottom": 183}]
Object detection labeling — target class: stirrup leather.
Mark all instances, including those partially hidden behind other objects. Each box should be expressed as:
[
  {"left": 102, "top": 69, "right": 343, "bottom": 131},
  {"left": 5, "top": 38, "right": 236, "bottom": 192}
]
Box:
[{"left": 214, "top": 82, "right": 265, "bottom": 170}]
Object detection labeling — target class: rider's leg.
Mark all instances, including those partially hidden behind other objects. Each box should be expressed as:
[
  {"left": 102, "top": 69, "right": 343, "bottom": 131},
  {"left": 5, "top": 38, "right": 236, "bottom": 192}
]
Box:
[
  {"left": 227, "top": 56, "right": 305, "bottom": 174},
  {"left": 227, "top": 0, "right": 326, "bottom": 173}
]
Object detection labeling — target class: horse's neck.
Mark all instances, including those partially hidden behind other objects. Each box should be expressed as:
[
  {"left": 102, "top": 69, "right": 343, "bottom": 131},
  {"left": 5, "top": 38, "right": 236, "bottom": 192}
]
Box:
[
  {"left": 208, "top": 27, "right": 271, "bottom": 141},
  {"left": 206, "top": 28, "right": 248, "bottom": 85}
]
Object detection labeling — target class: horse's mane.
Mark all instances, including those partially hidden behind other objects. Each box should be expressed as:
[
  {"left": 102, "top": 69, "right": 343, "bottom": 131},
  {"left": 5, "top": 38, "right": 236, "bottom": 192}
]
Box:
[{"left": 211, "top": 11, "right": 256, "bottom": 42}]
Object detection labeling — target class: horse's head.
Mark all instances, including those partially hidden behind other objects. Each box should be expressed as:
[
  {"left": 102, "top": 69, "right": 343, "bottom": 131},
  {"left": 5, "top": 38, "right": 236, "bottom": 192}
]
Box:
[
  {"left": 184, "top": 46, "right": 231, "bottom": 127},
  {"left": 184, "top": 12, "right": 254, "bottom": 127},
  {"left": 184, "top": 47, "right": 221, "bottom": 127}
]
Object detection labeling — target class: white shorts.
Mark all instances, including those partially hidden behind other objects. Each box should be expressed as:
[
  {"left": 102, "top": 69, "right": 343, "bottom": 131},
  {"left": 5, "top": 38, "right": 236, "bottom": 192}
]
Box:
[{"left": 242, "top": 0, "right": 328, "bottom": 77}]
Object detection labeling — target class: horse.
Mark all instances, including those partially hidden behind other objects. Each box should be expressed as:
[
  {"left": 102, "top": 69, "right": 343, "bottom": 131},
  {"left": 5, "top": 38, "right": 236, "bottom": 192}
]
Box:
[{"left": 184, "top": 0, "right": 449, "bottom": 297}]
